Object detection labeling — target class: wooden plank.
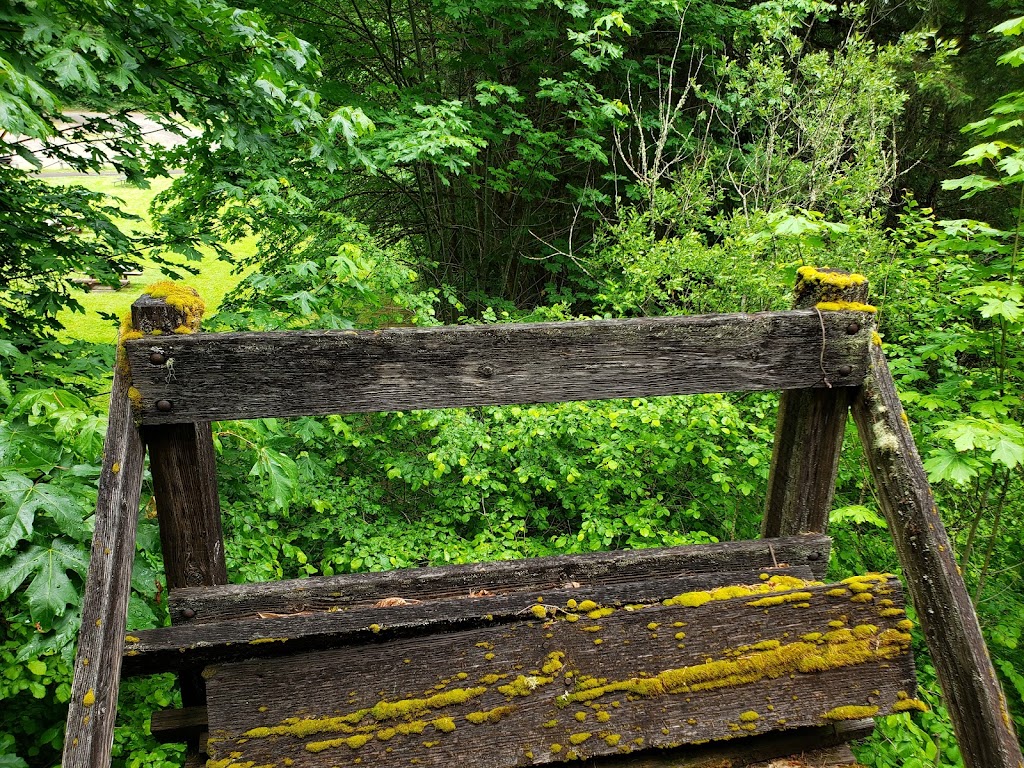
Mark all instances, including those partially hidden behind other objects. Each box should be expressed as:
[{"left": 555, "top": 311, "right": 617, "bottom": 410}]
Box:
[
  {"left": 62, "top": 367, "right": 147, "bottom": 768},
  {"left": 763, "top": 268, "right": 871, "bottom": 537},
  {"left": 151, "top": 706, "right": 208, "bottom": 744},
  {"left": 152, "top": 707, "right": 869, "bottom": 767},
  {"left": 125, "top": 566, "right": 818, "bottom": 675},
  {"left": 851, "top": 343, "right": 1024, "bottom": 768},
  {"left": 168, "top": 535, "right": 831, "bottom": 625},
  {"left": 133, "top": 294, "right": 227, "bottom": 591},
  {"left": 202, "top": 576, "right": 916, "bottom": 767},
  {"left": 133, "top": 291, "right": 226, "bottom": 753},
  {"left": 599, "top": 723, "right": 871, "bottom": 768},
  {"left": 123, "top": 310, "right": 874, "bottom": 424}
]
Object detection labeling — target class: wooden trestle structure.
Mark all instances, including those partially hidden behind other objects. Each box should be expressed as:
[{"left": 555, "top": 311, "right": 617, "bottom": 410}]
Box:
[{"left": 61, "top": 268, "right": 1023, "bottom": 768}]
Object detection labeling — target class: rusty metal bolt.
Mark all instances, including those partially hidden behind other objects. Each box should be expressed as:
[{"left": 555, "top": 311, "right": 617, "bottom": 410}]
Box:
[
  {"left": 478, "top": 364, "right": 494, "bottom": 378},
  {"left": 838, "top": 364, "right": 853, "bottom": 376},
  {"left": 149, "top": 351, "right": 166, "bottom": 365},
  {"left": 808, "top": 551, "right": 821, "bottom": 562},
  {"left": 156, "top": 399, "right": 173, "bottom": 412},
  {"left": 182, "top": 608, "right": 196, "bottom": 619},
  {"left": 846, "top": 322, "right": 861, "bottom": 335}
]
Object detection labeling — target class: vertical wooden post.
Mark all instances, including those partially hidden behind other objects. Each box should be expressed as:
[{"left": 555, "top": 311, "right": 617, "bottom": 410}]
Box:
[
  {"left": 132, "top": 291, "right": 227, "bottom": 590},
  {"left": 132, "top": 287, "right": 226, "bottom": 755},
  {"left": 852, "top": 342, "right": 1024, "bottom": 768},
  {"left": 62, "top": 350, "right": 147, "bottom": 768},
  {"left": 762, "top": 267, "right": 870, "bottom": 537}
]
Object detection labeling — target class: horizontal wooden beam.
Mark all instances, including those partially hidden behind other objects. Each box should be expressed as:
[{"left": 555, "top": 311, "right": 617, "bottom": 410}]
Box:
[
  {"left": 124, "top": 310, "right": 873, "bottom": 424},
  {"left": 126, "top": 567, "right": 818, "bottom": 675},
  {"left": 202, "top": 576, "right": 915, "bottom": 767},
  {"left": 169, "top": 535, "right": 831, "bottom": 625},
  {"left": 598, "top": 722, "right": 873, "bottom": 768},
  {"left": 152, "top": 707, "right": 870, "bottom": 768}
]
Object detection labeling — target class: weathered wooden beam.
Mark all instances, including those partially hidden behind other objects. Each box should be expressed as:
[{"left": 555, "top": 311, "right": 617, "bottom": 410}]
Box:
[
  {"left": 133, "top": 293, "right": 227, "bottom": 590},
  {"left": 132, "top": 288, "right": 226, "bottom": 755},
  {"left": 151, "top": 707, "right": 869, "bottom": 768},
  {"left": 763, "top": 268, "right": 871, "bottom": 538},
  {"left": 62, "top": 364, "right": 147, "bottom": 768},
  {"left": 168, "top": 535, "right": 831, "bottom": 625},
  {"left": 151, "top": 706, "right": 208, "bottom": 744},
  {"left": 202, "top": 576, "right": 916, "bottom": 768},
  {"left": 599, "top": 722, "right": 872, "bottom": 767},
  {"left": 125, "top": 567, "right": 818, "bottom": 675},
  {"left": 123, "top": 310, "right": 874, "bottom": 424},
  {"left": 851, "top": 342, "right": 1024, "bottom": 768}
]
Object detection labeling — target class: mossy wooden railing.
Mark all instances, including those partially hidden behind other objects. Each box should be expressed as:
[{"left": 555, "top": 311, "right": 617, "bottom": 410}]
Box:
[{"left": 61, "top": 270, "right": 1023, "bottom": 768}]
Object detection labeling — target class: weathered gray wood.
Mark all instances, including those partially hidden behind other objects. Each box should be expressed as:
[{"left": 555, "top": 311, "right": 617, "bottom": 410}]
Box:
[
  {"left": 169, "top": 535, "right": 831, "bottom": 625},
  {"left": 851, "top": 343, "right": 1024, "bottom": 768},
  {"left": 144, "top": 422, "right": 227, "bottom": 589},
  {"left": 123, "top": 310, "right": 874, "bottom": 424},
  {"left": 151, "top": 708, "right": 868, "bottom": 767},
  {"left": 132, "top": 293, "right": 227, "bottom": 591},
  {"left": 598, "top": 722, "right": 871, "bottom": 767},
  {"left": 132, "top": 292, "right": 226, "bottom": 754},
  {"left": 202, "top": 577, "right": 915, "bottom": 767},
  {"left": 62, "top": 367, "right": 147, "bottom": 768},
  {"left": 151, "top": 706, "right": 208, "bottom": 744},
  {"left": 126, "top": 566, "right": 817, "bottom": 675},
  {"left": 763, "top": 268, "right": 871, "bottom": 538}
]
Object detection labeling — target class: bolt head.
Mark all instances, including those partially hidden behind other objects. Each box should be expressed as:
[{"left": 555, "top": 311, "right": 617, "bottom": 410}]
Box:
[
  {"left": 808, "top": 551, "right": 821, "bottom": 562},
  {"left": 182, "top": 608, "right": 196, "bottom": 619},
  {"left": 149, "top": 351, "right": 166, "bottom": 365},
  {"left": 846, "top": 322, "right": 861, "bottom": 335},
  {"left": 478, "top": 364, "right": 494, "bottom": 378},
  {"left": 156, "top": 399, "right": 173, "bottom": 412},
  {"left": 838, "top": 364, "right": 853, "bottom": 376}
]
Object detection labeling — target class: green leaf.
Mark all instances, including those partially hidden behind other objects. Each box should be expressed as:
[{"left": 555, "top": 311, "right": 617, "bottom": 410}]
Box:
[
  {"left": 24, "top": 542, "right": 81, "bottom": 628},
  {"left": 992, "top": 17, "right": 1024, "bottom": 36},
  {"left": 830, "top": 505, "right": 888, "bottom": 528},
  {"left": 991, "top": 437, "right": 1024, "bottom": 470},
  {"left": 923, "top": 449, "right": 978, "bottom": 485},
  {"left": 0, "top": 473, "right": 37, "bottom": 555}
]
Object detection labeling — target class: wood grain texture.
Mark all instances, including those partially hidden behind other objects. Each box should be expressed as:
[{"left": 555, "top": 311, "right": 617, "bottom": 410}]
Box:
[
  {"left": 61, "top": 367, "right": 146, "bottom": 768},
  {"left": 762, "top": 271, "right": 870, "bottom": 538},
  {"left": 151, "top": 708, "right": 867, "bottom": 768},
  {"left": 596, "top": 723, "right": 870, "bottom": 768},
  {"left": 202, "top": 577, "right": 915, "bottom": 768},
  {"left": 851, "top": 343, "right": 1024, "bottom": 768},
  {"left": 144, "top": 421, "right": 227, "bottom": 589},
  {"left": 126, "top": 566, "right": 817, "bottom": 675},
  {"left": 133, "top": 294, "right": 226, "bottom": 744},
  {"left": 168, "top": 535, "right": 831, "bottom": 625},
  {"left": 123, "top": 310, "right": 874, "bottom": 424}
]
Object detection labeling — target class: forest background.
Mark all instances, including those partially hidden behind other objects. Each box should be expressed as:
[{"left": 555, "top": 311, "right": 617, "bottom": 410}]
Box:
[{"left": 2, "top": 0, "right": 1024, "bottom": 765}]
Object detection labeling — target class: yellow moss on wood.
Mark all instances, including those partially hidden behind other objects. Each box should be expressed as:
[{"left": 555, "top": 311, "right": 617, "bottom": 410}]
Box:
[
  {"left": 822, "top": 705, "right": 880, "bottom": 720},
  {"left": 815, "top": 301, "right": 877, "bottom": 313}
]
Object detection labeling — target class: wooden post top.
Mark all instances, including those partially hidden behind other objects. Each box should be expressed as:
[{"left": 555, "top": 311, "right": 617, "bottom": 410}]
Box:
[
  {"left": 793, "top": 266, "right": 871, "bottom": 310},
  {"left": 129, "top": 282, "right": 205, "bottom": 335}
]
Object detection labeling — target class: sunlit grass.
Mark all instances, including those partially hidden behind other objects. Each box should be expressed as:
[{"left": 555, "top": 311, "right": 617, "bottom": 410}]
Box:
[{"left": 49, "top": 174, "right": 256, "bottom": 343}]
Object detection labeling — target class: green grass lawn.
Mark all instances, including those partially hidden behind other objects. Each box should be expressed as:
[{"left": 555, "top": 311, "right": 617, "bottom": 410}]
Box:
[{"left": 49, "top": 175, "right": 256, "bottom": 343}]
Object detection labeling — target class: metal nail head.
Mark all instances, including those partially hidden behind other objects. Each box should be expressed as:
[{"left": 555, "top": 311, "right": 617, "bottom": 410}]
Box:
[
  {"left": 156, "top": 399, "right": 173, "bottom": 412},
  {"left": 182, "top": 608, "right": 196, "bottom": 619},
  {"left": 838, "top": 365, "right": 853, "bottom": 376},
  {"left": 149, "top": 351, "right": 166, "bottom": 365},
  {"left": 846, "top": 322, "right": 860, "bottom": 335}
]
